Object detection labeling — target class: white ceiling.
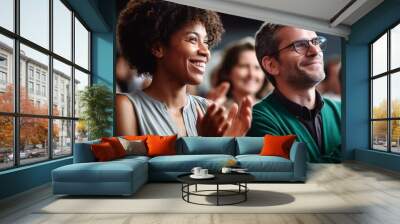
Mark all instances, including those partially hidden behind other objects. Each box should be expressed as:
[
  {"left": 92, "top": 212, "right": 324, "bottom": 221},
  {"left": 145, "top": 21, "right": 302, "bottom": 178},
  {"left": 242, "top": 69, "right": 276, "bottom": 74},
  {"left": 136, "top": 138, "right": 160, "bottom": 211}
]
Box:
[{"left": 167, "top": 0, "right": 384, "bottom": 38}]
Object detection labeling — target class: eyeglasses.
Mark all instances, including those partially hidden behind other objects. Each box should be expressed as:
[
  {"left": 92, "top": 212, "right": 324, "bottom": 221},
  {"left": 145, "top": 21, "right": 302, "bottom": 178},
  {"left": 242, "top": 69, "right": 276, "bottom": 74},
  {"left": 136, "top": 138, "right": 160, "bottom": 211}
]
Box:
[{"left": 273, "top": 36, "right": 327, "bottom": 55}]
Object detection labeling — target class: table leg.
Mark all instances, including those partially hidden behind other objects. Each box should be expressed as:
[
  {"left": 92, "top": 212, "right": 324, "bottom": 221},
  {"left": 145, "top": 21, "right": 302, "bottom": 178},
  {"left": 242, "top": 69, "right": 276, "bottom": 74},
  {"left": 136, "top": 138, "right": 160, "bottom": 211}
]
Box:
[
  {"left": 217, "top": 184, "right": 219, "bottom": 206},
  {"left": 245, "top": 183, "right": 247, "bottom": 201}
]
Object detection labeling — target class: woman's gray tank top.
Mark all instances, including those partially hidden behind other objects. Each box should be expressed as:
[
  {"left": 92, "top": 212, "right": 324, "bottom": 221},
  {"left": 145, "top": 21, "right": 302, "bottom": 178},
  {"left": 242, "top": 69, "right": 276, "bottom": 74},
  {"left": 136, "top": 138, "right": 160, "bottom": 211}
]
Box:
[{"left": 124, "top": 90, "right": 209, "bottom": 136}]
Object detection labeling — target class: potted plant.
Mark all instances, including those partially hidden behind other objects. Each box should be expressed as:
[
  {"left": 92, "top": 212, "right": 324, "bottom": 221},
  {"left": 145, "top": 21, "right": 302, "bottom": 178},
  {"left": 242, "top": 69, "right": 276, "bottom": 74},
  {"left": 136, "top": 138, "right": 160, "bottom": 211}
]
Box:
[{"left": 79, "top": 84, "right": 113, "bottom": 140}]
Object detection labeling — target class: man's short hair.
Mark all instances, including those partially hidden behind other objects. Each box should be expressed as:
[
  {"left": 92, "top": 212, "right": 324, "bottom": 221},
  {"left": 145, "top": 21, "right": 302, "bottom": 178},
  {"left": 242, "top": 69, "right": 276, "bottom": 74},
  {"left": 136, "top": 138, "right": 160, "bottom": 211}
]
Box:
[{"left": 254, "top": 23, "right": 285, "bottom": 86}]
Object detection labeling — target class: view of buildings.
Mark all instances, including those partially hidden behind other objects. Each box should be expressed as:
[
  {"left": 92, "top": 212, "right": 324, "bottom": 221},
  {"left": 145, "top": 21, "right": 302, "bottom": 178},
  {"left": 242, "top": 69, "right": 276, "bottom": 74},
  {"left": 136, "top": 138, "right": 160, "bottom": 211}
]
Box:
[{"left": 0, "top": 40, "right": 88, "bottom": 169}]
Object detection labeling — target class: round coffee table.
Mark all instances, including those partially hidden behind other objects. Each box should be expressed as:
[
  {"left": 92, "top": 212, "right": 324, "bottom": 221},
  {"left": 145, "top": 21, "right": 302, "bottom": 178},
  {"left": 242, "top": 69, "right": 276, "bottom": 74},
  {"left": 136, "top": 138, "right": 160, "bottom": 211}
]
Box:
[{"left": 177, "top": 172, "right": 255, "bottom": 206}]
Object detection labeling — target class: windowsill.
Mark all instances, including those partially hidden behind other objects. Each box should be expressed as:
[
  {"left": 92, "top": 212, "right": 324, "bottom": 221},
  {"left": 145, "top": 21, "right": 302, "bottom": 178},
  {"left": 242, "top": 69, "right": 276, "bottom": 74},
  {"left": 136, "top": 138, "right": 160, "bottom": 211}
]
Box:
[
  {"left": 0, "top": 156, "right": 72, "bottom": 175},
  {"left": 364, "top": 148, "right": 400, "bottom": 156},
  {"left": 355, "top": 148, "right": 400, "bottom": 172}
]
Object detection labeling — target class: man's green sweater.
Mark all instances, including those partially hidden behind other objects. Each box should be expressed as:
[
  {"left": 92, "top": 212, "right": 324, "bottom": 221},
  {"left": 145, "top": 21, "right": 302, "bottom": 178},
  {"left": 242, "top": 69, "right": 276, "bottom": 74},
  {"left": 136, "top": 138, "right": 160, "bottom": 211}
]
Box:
[{"left": 247, "top": 95, "right": 341, "bottom": 163}]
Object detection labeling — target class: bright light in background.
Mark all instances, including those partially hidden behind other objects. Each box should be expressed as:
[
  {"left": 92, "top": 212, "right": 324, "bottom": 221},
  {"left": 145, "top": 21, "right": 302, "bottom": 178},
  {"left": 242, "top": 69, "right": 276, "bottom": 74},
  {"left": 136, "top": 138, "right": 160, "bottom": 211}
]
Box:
[
  {"left": 0, "top": 0, "right": 14, "bottom": 31},
  {"left": 372, "top": 76, "right": 387, "bottom": 117},
  {"left": 1, "top": 0, "right": 89, "bottom": 69},
  {"left": 391, "top": 24, "right": 400, "bottom": 70},
  {"left": 20, "top": 0, "right": 49, "bottom": 49},
  {"left": 372, "top": 33, "right": 387, "bottom": 76},
  {"left": 75, "top": 18, "right": 89, "bottom": 70},
  {"left": 53, "top": 0, "right": 72, "bottom": 60}
]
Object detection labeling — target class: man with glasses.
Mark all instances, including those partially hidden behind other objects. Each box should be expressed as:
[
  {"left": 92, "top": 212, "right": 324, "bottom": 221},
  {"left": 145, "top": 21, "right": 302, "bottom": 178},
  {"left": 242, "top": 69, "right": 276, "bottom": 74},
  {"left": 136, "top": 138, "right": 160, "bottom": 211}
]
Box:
[{"left": 247, "top": 23, "right": 341, "bottom": 163}]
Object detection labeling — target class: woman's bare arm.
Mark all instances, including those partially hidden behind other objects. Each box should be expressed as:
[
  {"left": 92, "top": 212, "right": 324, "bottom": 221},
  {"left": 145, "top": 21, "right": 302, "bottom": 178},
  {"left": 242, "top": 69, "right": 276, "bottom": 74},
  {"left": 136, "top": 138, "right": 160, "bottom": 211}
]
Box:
[{"left": 115, "top": 94, "right": 139, "bottom": 136}]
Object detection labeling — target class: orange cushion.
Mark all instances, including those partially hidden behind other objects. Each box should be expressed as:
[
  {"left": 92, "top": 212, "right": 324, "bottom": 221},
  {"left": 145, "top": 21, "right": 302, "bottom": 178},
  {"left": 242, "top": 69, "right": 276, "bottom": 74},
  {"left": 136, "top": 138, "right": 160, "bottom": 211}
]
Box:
[
  {"left": 91, "top": 142, "right": 118, "bottom": 161},
  {"left": 101, "top": 137, "right": 127, "bottom": 158},
  {"left": 259, "top": 134, "right": 297, "bottom": 159},
  {"left": 146, "top": 135, "right": 177, "bottom": 157}
]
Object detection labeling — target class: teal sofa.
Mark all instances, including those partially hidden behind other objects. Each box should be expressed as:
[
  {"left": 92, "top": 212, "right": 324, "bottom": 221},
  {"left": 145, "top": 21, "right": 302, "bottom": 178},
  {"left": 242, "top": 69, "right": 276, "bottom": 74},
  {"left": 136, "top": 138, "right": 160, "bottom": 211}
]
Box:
[{"left": 52, "top": 137, "right": 307, "bottom": 196}]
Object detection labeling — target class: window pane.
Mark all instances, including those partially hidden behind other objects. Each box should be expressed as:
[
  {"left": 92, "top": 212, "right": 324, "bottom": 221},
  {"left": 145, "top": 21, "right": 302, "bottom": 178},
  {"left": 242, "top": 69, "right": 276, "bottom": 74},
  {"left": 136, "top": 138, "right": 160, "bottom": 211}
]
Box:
[
  {"left": 372, "top": 76, "right": 387, "bottom": 119},
  {"left": 0, "top": 116, "right": 13, "bottom": 170},
  {"left": 20, "top": 117, "right": 49, "bottom": 165},
  {"left": 20, "top": 44, "right": 49, "bottom": 115},
  {"left": 75, "top": 120, "right": 88, "bottom": 143},
  {"left": 53, "top": 0, "right": 72, "bottom": 60},
  {"left": 53, "top": 119, "right": 72, "bottom": 158},
  {"left": 53, "top": 59, "right": 72, "bottom": 117},
  {"left": 0, "top": 34, "right": 14, "bottom": 112},
  {"left": 372, "top": 33, "right": 387, "bottom": 76},
  {"left": 74, "top": 18, "right": 89, "bottom": 70},
  {"left": 391, "top": 120, "right": 400, "bottom": 153},
  {"left": 372, "top": 121, "right": 388, "bottom": 151},
  {"left": 0, "top": 0, "right": 14, "bottom": 31},
  {"left": 391, "top": 24, "right": 400, "bottom": 70},
  {"left": 74, "top": 69, "right": 89, "bottom": 118},
  {"left": 391, "top": 72, "right": 400, "bottom": 118},
  {"left": 20, "top": 0, "right": 49, "bottom": 49}
]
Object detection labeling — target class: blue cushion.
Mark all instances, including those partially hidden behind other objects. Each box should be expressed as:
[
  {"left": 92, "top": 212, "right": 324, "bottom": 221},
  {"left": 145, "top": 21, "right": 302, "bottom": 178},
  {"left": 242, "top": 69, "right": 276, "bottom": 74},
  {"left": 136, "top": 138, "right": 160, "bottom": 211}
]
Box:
[
  {"left": 236, "top": 155, "right": 293, "bottom": 172},
  {"left": 73, "top": 139, "right": 101, "bottom": 163},
  {"left": 179, "top": 137, "right": 235, "bottom": 155},
  {"left": 235, "top": 137, "right": 263, "bottom": 155},
  {"left": 148, "top": 154, "right": 235, "bottom": 172}
]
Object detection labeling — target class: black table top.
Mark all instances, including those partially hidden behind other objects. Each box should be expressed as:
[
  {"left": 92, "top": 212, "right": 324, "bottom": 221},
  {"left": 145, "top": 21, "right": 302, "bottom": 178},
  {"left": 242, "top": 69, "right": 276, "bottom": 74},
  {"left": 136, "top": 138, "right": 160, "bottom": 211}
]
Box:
[{"left": 177, "top": 172, "right": 255, "bottom": 185}]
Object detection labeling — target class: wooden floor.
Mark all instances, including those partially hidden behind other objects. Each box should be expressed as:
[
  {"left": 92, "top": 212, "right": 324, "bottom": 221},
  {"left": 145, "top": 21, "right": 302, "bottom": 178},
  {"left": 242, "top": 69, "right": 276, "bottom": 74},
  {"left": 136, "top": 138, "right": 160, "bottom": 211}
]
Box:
[{"left": 1, "top": 162, "right": 400, "bottom": 224}]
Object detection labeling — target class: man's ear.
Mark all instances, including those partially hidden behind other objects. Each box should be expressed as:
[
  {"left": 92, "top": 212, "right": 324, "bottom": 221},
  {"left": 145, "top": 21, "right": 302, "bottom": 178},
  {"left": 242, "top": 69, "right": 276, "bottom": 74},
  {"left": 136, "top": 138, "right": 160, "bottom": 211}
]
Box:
[
  {"left": 151, "top": 42, "right": 164, "bottom": 58},
  {"left": 261, "top": 56, "right": 279, "bottom": 77}
]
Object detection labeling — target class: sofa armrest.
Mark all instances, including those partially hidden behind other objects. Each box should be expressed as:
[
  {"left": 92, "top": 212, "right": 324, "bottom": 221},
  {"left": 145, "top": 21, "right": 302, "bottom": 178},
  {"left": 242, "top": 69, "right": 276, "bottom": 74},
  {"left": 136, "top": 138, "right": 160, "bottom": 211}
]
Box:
[
  {"left": 289, "top": 142, "right": 307, "bottom": 181},
  {"left": 73, "top": 141, "right": 98, "bottom": 163}
]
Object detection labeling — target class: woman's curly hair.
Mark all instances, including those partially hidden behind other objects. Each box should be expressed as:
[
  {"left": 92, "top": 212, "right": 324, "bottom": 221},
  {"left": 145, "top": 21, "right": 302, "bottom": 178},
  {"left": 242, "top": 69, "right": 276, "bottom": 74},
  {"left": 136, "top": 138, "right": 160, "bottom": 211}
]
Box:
[{"left": 117, "top": 0, "right": 224, "bottom": 75}]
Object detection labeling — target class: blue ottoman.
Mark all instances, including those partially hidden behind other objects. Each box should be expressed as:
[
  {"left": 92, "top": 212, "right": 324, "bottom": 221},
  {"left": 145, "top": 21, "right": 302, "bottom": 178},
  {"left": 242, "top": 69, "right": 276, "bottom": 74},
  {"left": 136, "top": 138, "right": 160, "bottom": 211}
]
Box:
[{"left": 52, "top": 156, "right": 148, "bottom": 196}]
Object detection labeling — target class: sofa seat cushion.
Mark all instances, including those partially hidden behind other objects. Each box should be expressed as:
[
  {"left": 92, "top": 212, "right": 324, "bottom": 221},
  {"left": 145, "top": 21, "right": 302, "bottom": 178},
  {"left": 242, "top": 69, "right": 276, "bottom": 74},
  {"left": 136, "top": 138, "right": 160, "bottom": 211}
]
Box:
[
  {"left": 236, "top": 155, "right": 293, "bottom": 172},
  {"left": 149, "top": 154, "right": 235, "bottom": 172},
  {"left": 52, "top": 159, "right": 147, "bottom": 183}
]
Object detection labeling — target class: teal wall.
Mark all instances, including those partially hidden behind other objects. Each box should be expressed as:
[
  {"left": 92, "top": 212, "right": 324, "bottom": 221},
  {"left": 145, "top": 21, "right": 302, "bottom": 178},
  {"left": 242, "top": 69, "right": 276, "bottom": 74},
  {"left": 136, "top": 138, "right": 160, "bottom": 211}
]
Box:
[
  {"left": 345, "top": 0, "right": 400, "bottom": 171},
  {"left": 0, "top": 0, "right": 116, "bottom": 200},
  {"left": 0, "top": 158, "right": 72, "bottom": 199}
]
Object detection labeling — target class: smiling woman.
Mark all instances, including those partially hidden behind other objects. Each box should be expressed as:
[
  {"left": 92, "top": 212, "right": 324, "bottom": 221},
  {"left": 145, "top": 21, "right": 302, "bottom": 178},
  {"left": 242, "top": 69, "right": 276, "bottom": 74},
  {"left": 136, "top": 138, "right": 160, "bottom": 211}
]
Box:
[{"left": 115, "top": 0, "right": 253, "bottom": 137}]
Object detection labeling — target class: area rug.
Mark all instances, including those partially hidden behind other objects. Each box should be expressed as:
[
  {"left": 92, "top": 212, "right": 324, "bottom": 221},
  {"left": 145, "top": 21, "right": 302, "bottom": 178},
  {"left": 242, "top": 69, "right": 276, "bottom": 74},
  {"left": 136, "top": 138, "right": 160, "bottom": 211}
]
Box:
[{"left": 37, "top": 183, "right": 362, "bottom": 214}]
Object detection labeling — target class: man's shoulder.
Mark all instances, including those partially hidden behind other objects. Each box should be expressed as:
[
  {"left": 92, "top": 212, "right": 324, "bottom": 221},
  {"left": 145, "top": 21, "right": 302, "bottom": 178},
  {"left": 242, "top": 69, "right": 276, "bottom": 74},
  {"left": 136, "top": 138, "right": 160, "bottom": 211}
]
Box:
[{"left": 322, "top": 97, "right": 341, "bottom": 110}]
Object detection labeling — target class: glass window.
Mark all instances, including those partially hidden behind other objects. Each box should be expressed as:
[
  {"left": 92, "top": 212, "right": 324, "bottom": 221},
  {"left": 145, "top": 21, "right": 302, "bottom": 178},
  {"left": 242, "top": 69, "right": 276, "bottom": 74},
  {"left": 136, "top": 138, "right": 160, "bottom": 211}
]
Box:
[
  {"left": 391, "top": 24, "right": 400, "bottom": 70},
  {"left": 53, "top": 119, "right": 72, "bottom": 158},
  {"left": 372, "top": 121, "right": 388, "bottom": 151},
  {"left": 75, "top": 120, "right": 88, "bottom": 143},
  {"left": 28, "top": 81, "right": 33, "bottom": 93},
  {"left": 20, "top": 44, "right": 49, "bottom": 115},
  {"left": 20, "top": 0, "right": 49, "bottom": 49},
  {"left": 74, "top": 69, "right": 89, "bottom": 118},
  {"left": 0, "top": 0, "right": 14, "bottom": 32},
  {"left": 28, "top": 67, "right": 34, "bottom": 79},
  {"left": 0, "top": 34, "right": 13, "bottom": 113},
  {"left": 0, "top": 0, "right": 91, "bottom": 170},
  {"left": 35, "top": 84, "right": 40, "bottom": 95},
  {"left": 0, "top": 116, "right": 14, "bottom": 170},
  {"left": 391, "top": 120, "right": 400, "bottom": 153},
  {"left": 372, "top": 77, "right": 387, "bottom": 119},
  {"left": 19, "top": 117, "right": 49, "bottom": 165},
  {"left": 53, "top": 59, "right": 71, "bottom": 116},
  {"left": 372, "top": 34, "right": 387, "bottom": 76},
  {"left": 53, "top": 0, "right": 72, "bottom": 60},
  {"left": 74, "top": 17, "right": 89, "bottom": 70},
  {"left": 371, "top": 24, "right": 400, "bottom": 154},
  {"left": 0, "top": 54, "right": 7, "bottom": 67},
  {"left": 391, "top": 72, "right": 400, "bottom": 118}
]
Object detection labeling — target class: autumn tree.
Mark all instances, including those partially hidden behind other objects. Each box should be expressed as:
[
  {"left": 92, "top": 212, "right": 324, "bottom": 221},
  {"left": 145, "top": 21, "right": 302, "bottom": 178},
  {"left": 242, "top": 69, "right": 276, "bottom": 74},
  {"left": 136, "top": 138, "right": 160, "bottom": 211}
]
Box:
[{"left": 0, "top": 84, "right": 60, "bottom": 152}]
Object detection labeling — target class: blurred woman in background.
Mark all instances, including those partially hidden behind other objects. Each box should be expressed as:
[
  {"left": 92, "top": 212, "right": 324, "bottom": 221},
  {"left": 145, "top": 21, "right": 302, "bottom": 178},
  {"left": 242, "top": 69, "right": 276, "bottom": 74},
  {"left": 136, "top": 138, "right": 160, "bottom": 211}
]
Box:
[{"left": 208, "top": 37, "right": 273, "bottom": 109}]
